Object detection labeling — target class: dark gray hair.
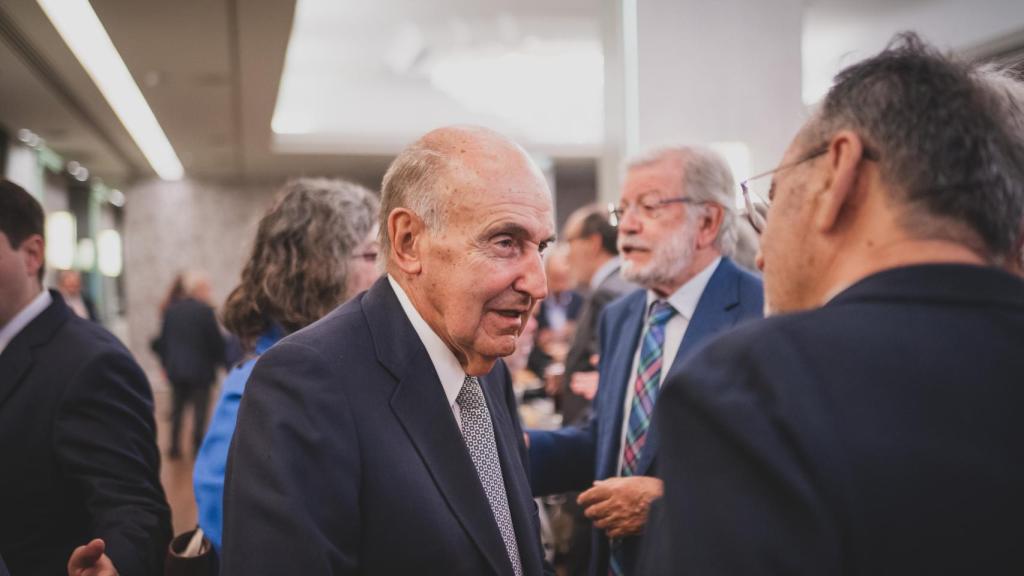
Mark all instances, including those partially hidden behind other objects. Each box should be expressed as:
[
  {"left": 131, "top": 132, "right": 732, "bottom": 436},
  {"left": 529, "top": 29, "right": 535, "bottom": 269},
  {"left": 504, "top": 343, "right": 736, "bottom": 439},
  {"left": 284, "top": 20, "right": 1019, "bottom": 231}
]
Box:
[
  {"left": 801, "top": 32, "right": 1024, "bottom": 262},
  {"left": 626, "top": 146, "right": 738, "bottom": 256}
]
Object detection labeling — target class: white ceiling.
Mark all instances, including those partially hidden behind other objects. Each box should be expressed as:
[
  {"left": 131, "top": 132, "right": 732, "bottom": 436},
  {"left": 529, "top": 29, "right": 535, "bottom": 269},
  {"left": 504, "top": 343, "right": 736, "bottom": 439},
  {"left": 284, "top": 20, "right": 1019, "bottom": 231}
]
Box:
[
  {"left": 1, "top": 0, "right": 1021, "bottom": 189},
  {"left": 803, "top": 0, "right": 1024, "bottom": 104},
  {"left": 0, "top": 0, "right": 601, "bottom": 188}
]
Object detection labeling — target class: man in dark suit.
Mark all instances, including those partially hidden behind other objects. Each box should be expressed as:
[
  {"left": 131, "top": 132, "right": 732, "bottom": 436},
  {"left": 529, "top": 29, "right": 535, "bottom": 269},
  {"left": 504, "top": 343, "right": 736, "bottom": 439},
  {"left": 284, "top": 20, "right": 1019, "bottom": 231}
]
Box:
[
  {"left": 157, "top": 270, "right": 225, "bottom": 458},
  {"left": 0, "top": 180, "right": 171, "bottom": 576},
  {"left": 56, "top": 269, "right": 98, "bottom": 321},
  {"left": 557, "top": 204, "right": 637, "bottom": 426},
  {"left": 527, "top": 147, "right": 763, "bottom": 576},
  {"left": 644, "top": 34, "right": 1024, "bottom": 575},
  {"left": 222, "top": 126, "right": 555, "bottom": 575}
]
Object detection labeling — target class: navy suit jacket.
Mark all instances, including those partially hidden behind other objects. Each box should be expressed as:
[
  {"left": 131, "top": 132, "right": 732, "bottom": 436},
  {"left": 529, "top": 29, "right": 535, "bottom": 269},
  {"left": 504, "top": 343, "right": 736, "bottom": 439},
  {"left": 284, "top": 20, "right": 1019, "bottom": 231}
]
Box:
[
  {"left": 643, "top": 264, "right": 1024, "bottom": 575},
  {"left": 0, "top": 292, "right": 171, "bottom": 576},
  {"left": 527, "top": 258, "right": 763, "bottom": 575},
  {"left": 222, "top": 277, "right": 550, "bottom": 575}
]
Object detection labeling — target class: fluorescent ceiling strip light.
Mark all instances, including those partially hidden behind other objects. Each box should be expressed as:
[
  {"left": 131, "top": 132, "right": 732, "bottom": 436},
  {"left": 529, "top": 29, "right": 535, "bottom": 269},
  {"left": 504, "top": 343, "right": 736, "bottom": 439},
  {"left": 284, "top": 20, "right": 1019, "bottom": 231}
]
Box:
[{"left": 37, "top": 0, "right": 184, "bottom": 180}]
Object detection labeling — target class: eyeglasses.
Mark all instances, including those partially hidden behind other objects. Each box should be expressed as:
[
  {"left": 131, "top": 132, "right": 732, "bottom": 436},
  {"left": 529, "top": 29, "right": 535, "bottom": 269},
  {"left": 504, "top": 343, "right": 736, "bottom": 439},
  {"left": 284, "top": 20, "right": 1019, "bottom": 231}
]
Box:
[
  {"left": 740, "top": 144, "right": 828, "bottom": 234},
  {"left": 739, "top": 143, "right": 880, "bottom": 234},
  {"left": 608, "top": 195, "right": 706, "bottom": 226}
]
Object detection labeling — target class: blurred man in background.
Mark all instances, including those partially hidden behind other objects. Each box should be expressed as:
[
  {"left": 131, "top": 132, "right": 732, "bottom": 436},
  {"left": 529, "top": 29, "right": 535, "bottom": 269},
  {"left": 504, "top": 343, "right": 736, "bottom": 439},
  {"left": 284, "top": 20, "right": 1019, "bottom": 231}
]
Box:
[
  {"left": 555, "top": 204, "right": 636, "bottom": 427},
  {"left": 56, "top": 269, "right": 97, "bottom": 321},
  {"left": 156, "top": 269, "right": 225, "bottom": 458}
]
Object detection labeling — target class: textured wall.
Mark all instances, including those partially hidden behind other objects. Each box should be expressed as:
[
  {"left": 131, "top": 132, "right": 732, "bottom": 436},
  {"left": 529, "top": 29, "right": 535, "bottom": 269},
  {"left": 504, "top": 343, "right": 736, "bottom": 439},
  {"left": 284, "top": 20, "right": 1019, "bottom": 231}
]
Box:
[{"left": 123, "top": 178, "right": 281, "bottom": 383}]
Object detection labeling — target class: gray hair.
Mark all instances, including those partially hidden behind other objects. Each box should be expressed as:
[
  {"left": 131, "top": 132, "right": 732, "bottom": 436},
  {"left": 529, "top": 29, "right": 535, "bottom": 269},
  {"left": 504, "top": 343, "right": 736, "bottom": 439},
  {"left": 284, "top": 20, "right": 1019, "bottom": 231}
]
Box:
[
  {"left": 379, "top": 144, "right": 450, "bottom": 257},
  {"left": 626, "top": 146, "right": 738, "bottom": 257},
  {"left": 800, "top": 32, "right": 1024, "bottom": 263},
  {"left": 975, "top": 64, "right": 1024, "bottom": 270}
]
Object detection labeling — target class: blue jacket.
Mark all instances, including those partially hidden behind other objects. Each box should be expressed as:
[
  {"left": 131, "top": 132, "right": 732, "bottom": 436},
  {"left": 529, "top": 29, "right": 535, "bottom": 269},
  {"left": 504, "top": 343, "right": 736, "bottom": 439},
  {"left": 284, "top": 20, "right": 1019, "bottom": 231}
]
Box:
[
  {"left": 193, "top": 326, "right": 283, "bottom": 550},
  {"left": 527, "top": 258, "right": 763, "bottom": 575}
]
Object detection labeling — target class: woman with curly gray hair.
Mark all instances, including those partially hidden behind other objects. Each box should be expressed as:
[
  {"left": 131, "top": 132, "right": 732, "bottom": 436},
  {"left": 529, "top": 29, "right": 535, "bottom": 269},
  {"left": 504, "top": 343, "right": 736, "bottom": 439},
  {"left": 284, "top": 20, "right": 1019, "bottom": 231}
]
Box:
[{"left": 192, "top": 177, "right": 379, "bottom": 552}]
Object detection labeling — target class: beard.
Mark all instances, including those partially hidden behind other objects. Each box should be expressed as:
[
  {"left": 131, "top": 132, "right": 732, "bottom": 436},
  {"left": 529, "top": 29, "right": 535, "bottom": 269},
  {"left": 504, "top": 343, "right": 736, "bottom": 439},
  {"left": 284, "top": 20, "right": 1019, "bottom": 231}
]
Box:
[{"left": 620, "top": 219, "right": 697, "bottom": 289}]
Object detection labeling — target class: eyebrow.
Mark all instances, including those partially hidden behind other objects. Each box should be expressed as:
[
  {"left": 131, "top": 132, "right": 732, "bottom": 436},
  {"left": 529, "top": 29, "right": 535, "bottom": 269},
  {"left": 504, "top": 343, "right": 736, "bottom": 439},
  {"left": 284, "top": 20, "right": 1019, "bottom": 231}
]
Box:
[{"left": 485, "top": 222, "right": 556, "bottom": 245}]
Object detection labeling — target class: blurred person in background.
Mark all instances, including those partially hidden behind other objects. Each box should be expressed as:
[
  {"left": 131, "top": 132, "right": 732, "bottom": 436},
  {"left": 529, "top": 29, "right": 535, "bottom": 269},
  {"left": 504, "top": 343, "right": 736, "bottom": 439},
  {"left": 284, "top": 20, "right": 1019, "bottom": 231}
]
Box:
[
  {"left": 528, "top": 247, "right": 583, "bottom": 386},
  {"left": 157, "top": 269, "right": 225, "bottom": 459},
  {"left": 644, "top": 34, "right": 1024, "bottom": 575},
  {"left": 0, "top": 180, "right": 170, "bottom": 576},
  {"left": 193, "top": 177, "right": 380, "bottom": 551},
  {"left": 527, "top": 146, "right": 763, "bottom": 576},
  {"left": 556, "top": 204, "right": 637, "bottom": 427},
  {"left": 56, "top": 269, "right": 97, "bottom": 321}
]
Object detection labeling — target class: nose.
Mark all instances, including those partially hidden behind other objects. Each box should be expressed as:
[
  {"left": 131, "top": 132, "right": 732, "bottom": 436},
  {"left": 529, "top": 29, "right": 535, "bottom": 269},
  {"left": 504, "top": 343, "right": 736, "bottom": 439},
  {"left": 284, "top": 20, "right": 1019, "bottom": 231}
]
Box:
[
  {"left": 516, "top": 250, "right": 548, "bottom": 302},
  {"left": 617, "top": 206, "right": 642, "bottom": 236}
]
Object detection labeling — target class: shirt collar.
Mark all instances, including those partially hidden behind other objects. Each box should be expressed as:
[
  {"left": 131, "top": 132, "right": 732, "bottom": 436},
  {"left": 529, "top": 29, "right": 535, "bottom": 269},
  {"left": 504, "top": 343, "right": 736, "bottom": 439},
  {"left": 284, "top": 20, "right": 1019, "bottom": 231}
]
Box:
[
  {"left": 0, "top": 289, "right": 52, "bottom": 355},
  {"left": 646, "top": 257, "right": 722, "bottom": 320},
  {"left": 590, "top": 256, "right": 621, "bottom": 291},
  {"left": 387, "top": 275, "right": 466, "bottom": 411}
]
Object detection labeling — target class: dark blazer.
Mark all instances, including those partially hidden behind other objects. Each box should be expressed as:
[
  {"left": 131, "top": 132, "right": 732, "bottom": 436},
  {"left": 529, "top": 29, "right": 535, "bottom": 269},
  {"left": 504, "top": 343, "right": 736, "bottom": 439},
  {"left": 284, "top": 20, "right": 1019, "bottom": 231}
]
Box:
[
  {"left": 0, "top": 291, "right": 171, "bottom": 576},
  {"left": 643, "top": 264, "right": 1024, "bottom": 575},
  {"left": 527, "top": 258, "right": 763, "bottom": 575},
  {"left": 221, "top": 277, "right": 550, "bottom": 575},
  {"left": 560, "top": 264, "right": 637, "bottom": 425},
  {"left": 157, "top": 297, "right": 225, "bottom": 386}
]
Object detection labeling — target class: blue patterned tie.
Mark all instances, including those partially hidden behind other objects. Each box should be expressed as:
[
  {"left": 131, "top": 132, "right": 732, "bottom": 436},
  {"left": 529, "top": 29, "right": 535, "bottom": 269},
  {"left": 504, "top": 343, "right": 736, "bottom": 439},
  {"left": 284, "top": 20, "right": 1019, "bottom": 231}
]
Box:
[
  {"left": 457, "top": 376, "right": 524, "bottom": 576},
  {"left": 609, "top": 300, "right": 675, "bottom": 576}
]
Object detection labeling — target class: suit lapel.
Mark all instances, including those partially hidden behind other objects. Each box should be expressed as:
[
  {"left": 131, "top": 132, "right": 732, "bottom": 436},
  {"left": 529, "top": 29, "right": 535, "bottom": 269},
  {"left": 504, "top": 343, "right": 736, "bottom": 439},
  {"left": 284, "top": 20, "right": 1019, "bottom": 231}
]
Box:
[
  {"left": 480, "top": 371, "right": 544, "bottom": 576},
  {"left": 637, "top": 260, "right": 743, "bottom": 476},
  {"left": 0, "top": 293, "right": 67, "bottom": 408},
  {"left": 364, "top": 278, "right": 513, "bottom": 576},
  {"left": 595, "top": 290, "right": 647, "bottom": 480}
]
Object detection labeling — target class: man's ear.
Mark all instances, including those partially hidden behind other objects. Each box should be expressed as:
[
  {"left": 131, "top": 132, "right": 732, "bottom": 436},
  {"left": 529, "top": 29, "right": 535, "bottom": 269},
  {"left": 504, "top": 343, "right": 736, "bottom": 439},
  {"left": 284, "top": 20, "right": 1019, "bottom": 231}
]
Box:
[
  {"left": 814, "top": 130, "right": 865, "bottom": 233},
  {"left": 19, "top": 234, "right": 45, "bottom": 282},
  {"left": 388, "top": 208, "right": 425, "bottom": 275},
  {"left": 696, "top": 203, "right": 724, "bottom": 250}
]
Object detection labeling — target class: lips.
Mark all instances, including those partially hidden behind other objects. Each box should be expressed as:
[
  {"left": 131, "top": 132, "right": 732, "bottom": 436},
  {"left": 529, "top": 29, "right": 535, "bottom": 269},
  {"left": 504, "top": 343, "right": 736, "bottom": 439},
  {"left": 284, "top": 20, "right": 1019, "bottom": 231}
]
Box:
[{"left": 620, "top": 243, "right": 650, "bottom": 255}]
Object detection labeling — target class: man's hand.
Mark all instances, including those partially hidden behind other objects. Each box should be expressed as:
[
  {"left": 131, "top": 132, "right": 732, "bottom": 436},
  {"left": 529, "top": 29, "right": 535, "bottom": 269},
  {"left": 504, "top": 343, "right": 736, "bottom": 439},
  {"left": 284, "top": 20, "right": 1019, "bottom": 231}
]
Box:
[
  {"left": 68, "top": 538, "right": 118, "bottom": 576},
  {"left": 577, "top": 476, "right": 663, "bottom": 539},
  {"left": 569, "top": 371, "right": 600, "bottom": 401}
]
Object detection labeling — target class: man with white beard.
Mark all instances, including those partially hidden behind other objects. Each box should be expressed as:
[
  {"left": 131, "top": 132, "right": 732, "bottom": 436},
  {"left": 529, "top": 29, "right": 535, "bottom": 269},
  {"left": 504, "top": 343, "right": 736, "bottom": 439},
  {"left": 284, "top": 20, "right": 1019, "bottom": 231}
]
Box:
[{"left": 526, "top": 146, "right": 763, "bottom": 576}]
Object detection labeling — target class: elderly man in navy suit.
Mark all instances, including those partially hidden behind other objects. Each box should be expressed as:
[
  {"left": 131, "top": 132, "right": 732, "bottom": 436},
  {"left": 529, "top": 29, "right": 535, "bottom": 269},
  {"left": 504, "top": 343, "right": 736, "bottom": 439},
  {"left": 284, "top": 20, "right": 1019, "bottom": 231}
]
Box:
[
  {"left": 643, "top": 34, "right": 1024, "bottom": 575},
  {"left": 527, "top": 146, "right": 763, "bottom": 576},
  {"left": 222, "top": 126, "right": 554, "bottom": 575}
]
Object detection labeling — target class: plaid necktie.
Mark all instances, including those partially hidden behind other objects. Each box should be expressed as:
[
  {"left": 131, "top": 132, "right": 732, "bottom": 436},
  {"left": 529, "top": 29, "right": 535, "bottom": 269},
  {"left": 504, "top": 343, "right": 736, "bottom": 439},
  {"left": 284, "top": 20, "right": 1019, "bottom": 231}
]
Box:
[
  {"left": 457, "top": 375, "right": 524, "bottom": 576},
  {"left": 610, "top": 300, "right": 676, "bottom": 576}
]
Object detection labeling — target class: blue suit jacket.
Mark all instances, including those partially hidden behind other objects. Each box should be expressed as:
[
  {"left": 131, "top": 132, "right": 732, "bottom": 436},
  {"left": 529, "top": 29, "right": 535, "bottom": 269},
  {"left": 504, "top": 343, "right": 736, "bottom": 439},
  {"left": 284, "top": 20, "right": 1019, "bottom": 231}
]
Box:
[
  {"left": 527, "top": 258, "right": 763, "bottom": 575},
  {"left": 222, "top": 277, "right": 549, "bottom": 575},
  {"left": 642, "top": 264, "right": 1024, "bottom": 575}
]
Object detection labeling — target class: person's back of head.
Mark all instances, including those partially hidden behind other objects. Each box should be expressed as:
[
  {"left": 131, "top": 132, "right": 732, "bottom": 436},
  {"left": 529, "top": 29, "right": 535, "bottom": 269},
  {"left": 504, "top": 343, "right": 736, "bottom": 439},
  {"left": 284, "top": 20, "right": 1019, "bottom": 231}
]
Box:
[
  {"left": 975, "top": 64, "right": 1024, "bottom": 274},
  {"left": 222, "top": 177, "right": 379, "bottom": 350},
  {"left": 801, "top": 32, "right": 1024, "bottom": 262},
  {"left": 759, "top": 33, "right": 1024, "bottom": 313},
  {"left": 0, "top": 180, "right": 46, "bottom": 328}
]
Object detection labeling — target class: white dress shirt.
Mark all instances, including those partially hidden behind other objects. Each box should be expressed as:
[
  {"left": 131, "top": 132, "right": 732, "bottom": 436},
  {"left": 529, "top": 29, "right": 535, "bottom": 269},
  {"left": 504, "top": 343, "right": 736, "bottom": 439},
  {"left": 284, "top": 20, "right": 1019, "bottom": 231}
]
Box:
[
  {"left": 0, "top": 289, "right": 52, "bottom": 356},
  {"left": 388, "top": 275, "right": 471, "bottom": 427},
  {"left": 616, "top": 257, "right": 721, "bottom": 472},
  {"left": 590, "top": 257, "right": 621, "bottom": 291}
]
